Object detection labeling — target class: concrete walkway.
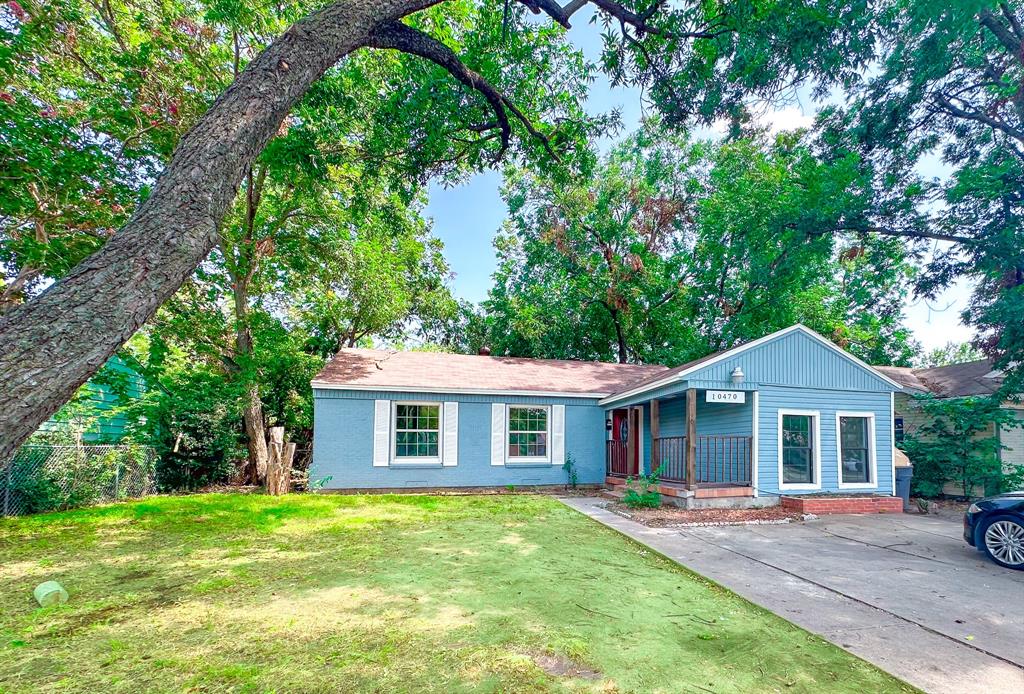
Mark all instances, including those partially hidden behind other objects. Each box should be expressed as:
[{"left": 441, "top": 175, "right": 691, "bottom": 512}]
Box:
[{"left": 560, "top": 496, "right": 1024, "bottom": 694}]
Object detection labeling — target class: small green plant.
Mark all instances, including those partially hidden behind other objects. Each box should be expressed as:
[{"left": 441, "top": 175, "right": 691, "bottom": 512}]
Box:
[
  {"left": 506, "top": 484, "right": 516, "bottom": 492},
  {"left": 622, "top": 470, "right": 661, "bottom": 509},
  {"left": 308, "top": 475, "right": 333, "bottom": 491},
  {"left": 562, "top": 454, "right": 579, "bottom": 489}
]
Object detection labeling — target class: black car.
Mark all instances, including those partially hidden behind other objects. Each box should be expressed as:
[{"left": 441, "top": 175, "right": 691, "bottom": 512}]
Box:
[{"left": 964, "top": 492, "right": 1024, "bottom": 570}]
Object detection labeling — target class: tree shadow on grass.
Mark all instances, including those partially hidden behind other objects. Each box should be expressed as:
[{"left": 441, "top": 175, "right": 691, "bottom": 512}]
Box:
[{"left": 0, "top": 494, "right": 914, "bottom": 693}]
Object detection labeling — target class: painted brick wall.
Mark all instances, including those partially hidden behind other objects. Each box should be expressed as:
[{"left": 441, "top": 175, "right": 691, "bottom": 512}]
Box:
[
  {"left": 756, "top": 385, "right": 894, "bottom": 496},
  {"left": 312, "top": 389, "right": 606, "bottom": 489}
]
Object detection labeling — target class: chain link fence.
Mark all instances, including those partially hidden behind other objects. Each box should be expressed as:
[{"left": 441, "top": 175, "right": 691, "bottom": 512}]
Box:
[{"left": 1, "top": 445, "right": 157, "bottom": 517}]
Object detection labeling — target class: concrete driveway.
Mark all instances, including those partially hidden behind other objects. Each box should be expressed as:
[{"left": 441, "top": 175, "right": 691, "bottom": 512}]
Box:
[{"left": 561, "top": 497, "right": 1024, "bottom": 694}]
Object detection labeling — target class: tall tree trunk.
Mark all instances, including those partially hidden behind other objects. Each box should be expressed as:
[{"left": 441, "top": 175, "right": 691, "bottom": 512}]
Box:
[
  {"left": 0, "top": 0, "right": 435, "bottom": 460},
  {"left": 613, "top": 314, "right": 628, "bottom": 364},
  {"left": 233, "top": 279, "right": 269, "bottom": 483}
]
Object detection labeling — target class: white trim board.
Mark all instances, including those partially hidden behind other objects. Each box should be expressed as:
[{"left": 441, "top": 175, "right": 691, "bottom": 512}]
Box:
[
  {"left": 777, "top": 408, "right": 822, "bottom": 491},
  {"left": 599, "top": 324, "right": 903, "bottom": 406},
  {"left": 751, "top": 391, "right": 759, "bottom": 497},
  {"left": 890, "top": 392, "right": 897, "bottom": 497},
  {"left": 312, "top": 382, "right": 609, "bottom": 398},
  {"left": 835, "top": 411, "right": 878, "bottom": 490}
]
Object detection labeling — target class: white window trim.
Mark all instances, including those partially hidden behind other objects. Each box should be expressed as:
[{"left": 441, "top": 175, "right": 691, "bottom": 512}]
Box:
[
  {"left": 391, "top": 400, "right": 443, "bottom": 465},
  {"left": 505, "top": 404, "right": 552, "bottom": 464},
  {"left": 777, "top": 409, "right": 821, "bottom": 491},
  {"left": 890, "top": 392, "right": 897, "bottom": 497},
  {"left": 836, "top": 411, "right": 877, "bottom": 489}
]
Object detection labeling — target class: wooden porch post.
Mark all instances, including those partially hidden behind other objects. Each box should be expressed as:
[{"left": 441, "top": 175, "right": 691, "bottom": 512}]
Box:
[
  {"left": 650, "top": 399, "right": 660, "bottom": 475},
  {"left": 686, "top": 388, "right": 697, "bottom": 490}
]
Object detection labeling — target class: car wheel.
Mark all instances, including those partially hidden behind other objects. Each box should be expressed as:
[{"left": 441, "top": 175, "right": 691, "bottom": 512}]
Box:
[{"left": 980, "top": 516, "right": 1024, "bottom": 570}]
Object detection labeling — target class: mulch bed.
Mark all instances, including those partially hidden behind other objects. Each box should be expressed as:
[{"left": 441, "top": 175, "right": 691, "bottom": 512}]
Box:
[{"left": 606, "top": 503, "right": 806, "bottom": 527}]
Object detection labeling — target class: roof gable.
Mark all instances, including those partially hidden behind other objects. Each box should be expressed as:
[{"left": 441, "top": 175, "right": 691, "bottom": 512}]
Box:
[{"left": 603, "top": 325, "right": 900, "bottom": 404}]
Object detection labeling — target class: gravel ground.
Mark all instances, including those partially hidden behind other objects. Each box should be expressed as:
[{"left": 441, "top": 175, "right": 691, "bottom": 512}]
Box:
[
  {"left": 911, "top": 497, "right": 970, "bottom": 521},
  {"left": 606, "top": 503, "right": 805, "bottom": 527}
]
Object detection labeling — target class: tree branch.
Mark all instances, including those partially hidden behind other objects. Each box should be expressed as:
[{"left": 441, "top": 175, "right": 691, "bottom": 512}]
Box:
[
  {"left": 980, "top": 8, "right": 1022, "bottom": 55},
  {"left": 817, "top": 224, "right": 979, "bottom": 246},
  {"left": 932, "top": 92, "right": 1024, "bottom": 144},
  {"left": 367, "top": 21, "right": 557, "bottom": 161},
  {"left": 525, "top": 0, "right": 708, "bottom": 38}
]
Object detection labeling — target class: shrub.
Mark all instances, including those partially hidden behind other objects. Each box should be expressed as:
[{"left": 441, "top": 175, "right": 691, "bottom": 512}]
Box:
[
  {"left": 622, "top": 471, "right": 661, "bottom": 509},
  {"left": 903, "top": 395, "right": 1024, "bottom": 498},
  {"left": 562, "top": 454, "right": 579, "bottom": 489}
]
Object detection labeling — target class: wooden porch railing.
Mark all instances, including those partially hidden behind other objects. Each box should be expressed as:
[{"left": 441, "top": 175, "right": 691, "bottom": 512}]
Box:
[
  {"left": 606, "top": 440, "right": 630, "bottom": 477},
  {"left": 653, "top": 435, "right": 752, "bottom": 486}
]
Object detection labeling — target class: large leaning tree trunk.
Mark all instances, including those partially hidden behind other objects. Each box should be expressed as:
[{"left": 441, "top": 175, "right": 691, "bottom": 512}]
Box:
[
  {"left": 0, "top": 0, "right": 692, "bottom": 460},
  {"left": 0, "top": 0, "right": 438, "bottom": 460}
]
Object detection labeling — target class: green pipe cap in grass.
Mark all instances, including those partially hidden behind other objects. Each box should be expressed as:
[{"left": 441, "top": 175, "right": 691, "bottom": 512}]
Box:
[{"left": 33, "top": 581, "right": 69, "bottom": 607}]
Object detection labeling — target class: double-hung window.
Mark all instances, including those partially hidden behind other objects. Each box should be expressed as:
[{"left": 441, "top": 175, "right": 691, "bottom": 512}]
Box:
[
  {"left": 393, "top": 403, "right": 441, "bottom": 462},
  {"left": 838, "top": 413, "right": 874, "bottom": 486},
  {"left": 507, "top": 406, "right": 550, "bottom": 463},
  {"left": 781, "top": 412, "right": 816, "bottom": 486}
]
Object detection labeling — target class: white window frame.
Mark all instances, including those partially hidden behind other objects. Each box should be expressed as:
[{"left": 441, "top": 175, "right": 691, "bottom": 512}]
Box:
[
  {"left": 777, "top": 409, "right": 821, "bottom": 491},
  {"left": 505, "top": 404, "right": 552, "bottom": 464},
  {"left": 836, "top": 411, "right": 877, "bottom": 489},
  {"left": 391, "top": 400, "right": 443, "bottom": 465}
]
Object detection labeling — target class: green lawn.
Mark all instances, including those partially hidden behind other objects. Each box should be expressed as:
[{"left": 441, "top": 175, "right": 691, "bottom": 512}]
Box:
[{"left": 0, "top": 494, "right": 914, "bottom": 693}]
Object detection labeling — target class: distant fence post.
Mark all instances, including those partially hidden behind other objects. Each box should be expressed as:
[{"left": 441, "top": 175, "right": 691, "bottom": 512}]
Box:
[{"left": 2, "top": 458, "right": 11, "bottom": 517}]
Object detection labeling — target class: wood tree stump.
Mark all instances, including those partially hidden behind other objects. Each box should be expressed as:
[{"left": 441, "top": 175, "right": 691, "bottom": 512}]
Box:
[{"left": 265, "top": 427, "right": 296, "bottom": 496}]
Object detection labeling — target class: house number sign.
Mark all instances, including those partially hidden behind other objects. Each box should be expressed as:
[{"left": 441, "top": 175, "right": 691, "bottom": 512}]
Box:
[{"left": 706, "top": 390, "right": 745, "bottom": 404}]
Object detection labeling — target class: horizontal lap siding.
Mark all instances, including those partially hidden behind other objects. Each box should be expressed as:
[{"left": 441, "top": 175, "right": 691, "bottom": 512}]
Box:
[
  {"left": 757, "top": 385, "right": 894, "bottom": 496},
  {"left": 697, "top": 400, "right": 753, "bottom": 437},
  {"left": 641, "top": 397, "right": 752, "bottom": 476},
  {"left": 645, "top": 397, "right": 751, "bottom": 439},
  {"left": 312, "top": 390, "right": 605, "bottom": 489}
]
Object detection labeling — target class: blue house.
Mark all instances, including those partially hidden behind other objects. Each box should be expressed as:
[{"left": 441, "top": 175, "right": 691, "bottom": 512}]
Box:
[{"left": 311, "top": 325, "right": 902, "bottom": 507}]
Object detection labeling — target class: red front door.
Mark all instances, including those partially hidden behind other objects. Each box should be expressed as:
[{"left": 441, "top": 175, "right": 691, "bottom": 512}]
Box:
[{"left": 612, "top": 408, "right": 640, "bottom": 475}]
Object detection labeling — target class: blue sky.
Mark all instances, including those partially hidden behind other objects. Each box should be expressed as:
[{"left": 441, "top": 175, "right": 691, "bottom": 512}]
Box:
[{"left": 423, "top": 15, "right": 973, "bottom": 354}]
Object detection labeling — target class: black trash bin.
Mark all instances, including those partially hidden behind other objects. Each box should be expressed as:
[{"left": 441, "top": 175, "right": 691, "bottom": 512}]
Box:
[{"left": 895, "top": 465, "right": 913, "bottom": 511}]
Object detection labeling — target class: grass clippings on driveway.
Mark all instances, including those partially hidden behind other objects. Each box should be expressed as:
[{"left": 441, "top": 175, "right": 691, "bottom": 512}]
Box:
[
  {"left": 608, "top": 502, "right": 805, "bottom": 527},
  {"left": 0, "top": 493, "right": 915, "bottom": 693}
]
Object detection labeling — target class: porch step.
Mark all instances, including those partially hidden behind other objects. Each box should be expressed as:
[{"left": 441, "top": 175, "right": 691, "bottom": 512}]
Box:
[{"left": 600, "top": 489, "right": 626, "bottom": 501}]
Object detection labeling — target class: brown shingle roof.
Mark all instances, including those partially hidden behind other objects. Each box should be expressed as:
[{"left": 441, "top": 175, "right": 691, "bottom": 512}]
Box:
[
  {"left": 872, "top": 366, "right": 930, "bottom": 394},
  {"left": 603, "top": 348, "right": 730, "bottom": 396},
  {"left": 874, "top": 359, "right": 1002, "bottom": 398},
  {"left": 312, "top": 349, "right": 668, "bottom": 396}
]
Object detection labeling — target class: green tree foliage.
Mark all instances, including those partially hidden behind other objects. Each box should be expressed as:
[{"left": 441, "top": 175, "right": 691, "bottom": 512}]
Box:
[
  {"left": 917, "top": 342, "right": 986, "bottom": 368},
  {"left": 816, "top": 0, "right": 1024, "bottom": 395},
  {"left": 483, "top": 125, "right": 918, "bottom": 365},
  {"left": 903, "top": 395, "right": 1024, "bottom": 498}
]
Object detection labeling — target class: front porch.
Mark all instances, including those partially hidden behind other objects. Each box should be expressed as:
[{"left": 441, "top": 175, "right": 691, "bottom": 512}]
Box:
[{"left": 604, "top": 387, "right": 758, "bottom": 505}]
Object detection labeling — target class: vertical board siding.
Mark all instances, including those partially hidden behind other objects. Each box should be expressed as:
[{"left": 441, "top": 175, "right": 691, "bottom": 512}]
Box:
[
  {"left": 683, "top": 330, "right": 895, "bottom": 392},
  {"left": 312, "top": 390, "right": 604, "bottom": 489},
  {"left": 756, "top": 385, "right": 894, "bottom": 495}
]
